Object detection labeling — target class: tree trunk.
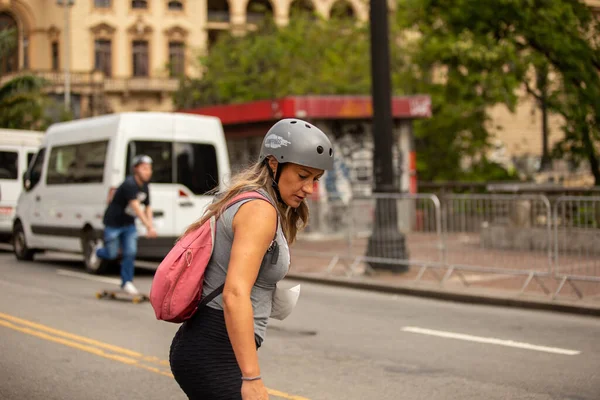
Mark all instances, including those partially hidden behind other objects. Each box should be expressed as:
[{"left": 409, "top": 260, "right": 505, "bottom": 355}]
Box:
[
  {"left": 536, "top": 63, "right": 551, "bottom": 171},
  {"left": 582, "top": 123, "right": 600, "bottom": 186}
]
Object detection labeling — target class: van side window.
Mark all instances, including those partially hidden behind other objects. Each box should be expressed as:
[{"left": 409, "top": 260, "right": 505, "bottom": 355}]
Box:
[
  {"left": 47, "top": 145, "right": 77, "bottom": 185},
  {"left": 27, "top": 152, "right": 36, "bottom": 168},
  {"left": 175, "top": 142, "right": 219, "bottom": 194},
  {"left": 0, "top": 151, "right": 18, "bottom": 180},
  {"left": 47, "top": 141, "right": 108, "bottom": 185},
  {"left": 126, "top": 140, "right": 219, "bottom": 194},
  {"left": 126, "top": 141, "right": 173, "bottom": 183},
  {"left": 74, "top": 141, "right": 108, "bottom": 183},
  {"left": 28, "top": 148, "right": 46, "bottom": 189}
]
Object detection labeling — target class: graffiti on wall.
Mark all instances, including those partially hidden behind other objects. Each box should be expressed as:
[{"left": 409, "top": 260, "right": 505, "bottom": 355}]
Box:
[{"left": 226, "top": 120, "right": 407, "bottom": 200}]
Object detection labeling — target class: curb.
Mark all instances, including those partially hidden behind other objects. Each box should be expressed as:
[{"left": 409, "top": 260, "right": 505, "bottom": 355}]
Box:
[{"left": 286, "top": 273, "right": 600, "bottom": 317}]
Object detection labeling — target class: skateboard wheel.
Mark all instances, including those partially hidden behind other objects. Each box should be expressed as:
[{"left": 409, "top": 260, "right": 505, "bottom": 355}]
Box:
[
  {"left": 132, "top": 297, "right": 141, "bottom": 304},
  {"left": 95, "top": 293, "right": 102, "bottom": 299}
]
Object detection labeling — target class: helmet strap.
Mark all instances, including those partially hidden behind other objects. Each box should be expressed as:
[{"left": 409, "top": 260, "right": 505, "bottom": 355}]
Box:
[{"left": 264, "top": 158, "right": 286, "bottom": 204}]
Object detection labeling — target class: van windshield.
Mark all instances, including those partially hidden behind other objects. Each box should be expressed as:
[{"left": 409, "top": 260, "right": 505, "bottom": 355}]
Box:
[
  {"left": 0, "top": 151, "right": 18, "bottom": 180},
  {"left": 126, "top": 140, "right": 219, "bottom": 195}
]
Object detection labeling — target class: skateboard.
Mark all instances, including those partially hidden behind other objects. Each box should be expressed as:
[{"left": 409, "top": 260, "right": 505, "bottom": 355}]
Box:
[{"left": 95, "top": 289, "right": 150, "bottom": 304}]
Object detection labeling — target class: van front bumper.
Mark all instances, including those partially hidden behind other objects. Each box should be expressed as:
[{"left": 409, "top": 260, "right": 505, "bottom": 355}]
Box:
[{"left": 0, "top": 212, "right": 14, "bottom": 236}]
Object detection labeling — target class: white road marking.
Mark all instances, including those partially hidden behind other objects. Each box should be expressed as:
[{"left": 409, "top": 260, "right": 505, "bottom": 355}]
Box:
[
  {"left": 56, "top": 269, "right": 121, "bottom": 286},
  {"left": 401, "top": 326, "right": 580, "bottom": 356}
]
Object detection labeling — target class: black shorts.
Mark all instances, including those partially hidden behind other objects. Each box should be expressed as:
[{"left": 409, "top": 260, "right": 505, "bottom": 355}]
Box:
[{"left": 169, "top": 306, "right": 261, "bottom": 400}]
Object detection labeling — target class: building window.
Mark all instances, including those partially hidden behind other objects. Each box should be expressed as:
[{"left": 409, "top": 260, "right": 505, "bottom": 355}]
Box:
[
  {"left": 23, "top": 37, "right": 29, "bottom": 69},
  {"left": 52, "top": 42, "right": 60, "bottom": 71},
  {"left": 168, "top": 41, "right": 185, "bottom": 77},
  {"left": 330, "top": 0, "right": 355, "bottom": 19},
  {"left": 168, "top": 1, "right": 184, "bottom": 11},
  {"left": 95, "top": 0, "right": 111, "bottom": 7},
  {"left": 94, "top": 39, "right": 112, "bottom": 77},
  {"left": 132, "top": 0, "right": 148, "bottom": 9},
  {"left": 0, "top": 12, "right": 19, "bottom": 74},
  {"left": 132, "top": 40, "right": 149, "bottom": 76},
  {"left": 207, "top": 0, "right": 229, "bottom": 23}
]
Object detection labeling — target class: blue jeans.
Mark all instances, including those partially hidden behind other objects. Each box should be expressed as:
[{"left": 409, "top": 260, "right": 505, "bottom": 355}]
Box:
[{"left": 96, "top": 224, "right": 138, "bottom": 286}]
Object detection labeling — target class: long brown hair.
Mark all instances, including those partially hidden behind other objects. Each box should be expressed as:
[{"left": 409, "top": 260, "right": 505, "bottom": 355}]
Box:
[{"left": 180, "top": 160, "right": 309, "bottom": 244}]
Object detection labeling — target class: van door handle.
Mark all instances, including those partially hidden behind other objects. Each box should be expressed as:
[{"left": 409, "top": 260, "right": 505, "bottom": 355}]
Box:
[{"left": 179, "top": 201, "right": 194, "bottom": 208}]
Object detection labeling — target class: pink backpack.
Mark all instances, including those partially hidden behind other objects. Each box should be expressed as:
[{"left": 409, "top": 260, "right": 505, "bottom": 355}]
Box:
[{"left": 149, "top": 191, "right": 272, "bottom": 323}]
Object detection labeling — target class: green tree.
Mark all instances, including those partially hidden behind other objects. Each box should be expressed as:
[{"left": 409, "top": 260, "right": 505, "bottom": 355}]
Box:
[
  {"left": 399, "top": 0, "right": 600, "bottom": 184},
  {"left": 0, "top": 27, "right": 55, "bottom": 130},
  {"left": 174, "top": 14, "right": 380, "bottom": 108},
  {"left": 176, "top": 13, "right": 519, "bottom": 181},
  {"left": 393, "top": 17, "right": 524, "bottom": 181}
]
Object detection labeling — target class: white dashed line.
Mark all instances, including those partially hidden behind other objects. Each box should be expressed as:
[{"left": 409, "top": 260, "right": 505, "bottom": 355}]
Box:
[{"left": 402, "top": 326, "right": 580, "bottom": 356}]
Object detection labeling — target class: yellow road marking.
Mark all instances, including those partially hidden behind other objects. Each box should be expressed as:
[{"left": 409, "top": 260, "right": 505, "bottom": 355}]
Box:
[
  {"left": 0, "top": 312, "right": 310, "bottom": 400},
  {"left": 0, "top": 311, "right": 143, "bottom": 358}
]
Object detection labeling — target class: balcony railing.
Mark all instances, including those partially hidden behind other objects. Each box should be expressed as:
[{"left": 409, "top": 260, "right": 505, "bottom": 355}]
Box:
[
  {"left": 207, "top": 10, "right": 230, "bottom": 23},
  {"left": 0, "top": 70, "right": 179, "bottom": 93},
  {"left": 104, "top": 77, "right": 180, "bottom": 93},
  {"left": 0, "top": 70, "right": 101, "bottom": 87}
]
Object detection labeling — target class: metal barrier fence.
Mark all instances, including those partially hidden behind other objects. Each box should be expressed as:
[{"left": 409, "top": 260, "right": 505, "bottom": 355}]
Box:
[
  {"left": 441, "top": 194, "right": 553, "bottom": 274},
  {"left": 296, "top": 193, "right": 600, "bottom": 299},
  {"left": 302, "top": 194, "right": 442, "bottom": 276},
  {"left": 553, "top": 196, "right": 600, "bottom": 298}
]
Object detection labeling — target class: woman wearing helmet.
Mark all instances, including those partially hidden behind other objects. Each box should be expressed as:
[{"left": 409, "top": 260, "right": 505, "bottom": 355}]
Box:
[{"left": 169, "top": 119, "right": 334, "bottom": 400}]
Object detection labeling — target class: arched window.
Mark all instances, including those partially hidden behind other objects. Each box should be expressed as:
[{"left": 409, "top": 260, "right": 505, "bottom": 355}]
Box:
[
  {"left": 207, "top": 0, "right": 229, "bottom": 23},
  {"left": 246, "top": 0, "right": 273, "bottom": 24},
  {"left": 132, "top": 0, "right": 148, "bottom": 9},
  {"left": 168, "top": 0, "right": 184, "bottom": 11},
  {"left": 0, "top": 13, "right": 19, "bottom": 75},
  {"left": 290, "top": 0, "right": 315, "bottom": 18},
  {"left": 330, "top": 0, "right": 355, "bottom": 20},
  {"left": 95, "top": 0, "right": 111, "bottom": 7}
]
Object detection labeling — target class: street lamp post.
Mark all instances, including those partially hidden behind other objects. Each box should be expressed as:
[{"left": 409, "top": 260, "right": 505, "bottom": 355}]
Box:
[
  {"left": 57, "top": 0, "right": 74, "bottom": 112},
  {"left": 365, "top": 0, "right": 409, "bottom": 272}
]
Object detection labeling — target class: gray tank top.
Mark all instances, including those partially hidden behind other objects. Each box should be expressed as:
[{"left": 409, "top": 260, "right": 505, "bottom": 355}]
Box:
[{"left": 201, "top": 189, "right": 290, "bottom": 342}]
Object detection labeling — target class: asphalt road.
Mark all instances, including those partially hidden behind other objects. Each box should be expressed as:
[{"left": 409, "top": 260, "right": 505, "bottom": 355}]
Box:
[{"left": 0, "top": 247, "right": 599, "bottom": 400}]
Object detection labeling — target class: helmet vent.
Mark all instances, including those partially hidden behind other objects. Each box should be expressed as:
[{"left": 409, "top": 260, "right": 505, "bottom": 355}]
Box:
[
  {"left": 329, "top": 148, "right": 333, "bottom": 156},
  {"left": 290, "top": 120, "right": 297, "bottom": 124},
  {"left": 317, "top": 146, "right": 324, "bottom": 154},
  {"left": 305, "top": 124, "right": 311, "bottom": 129}
]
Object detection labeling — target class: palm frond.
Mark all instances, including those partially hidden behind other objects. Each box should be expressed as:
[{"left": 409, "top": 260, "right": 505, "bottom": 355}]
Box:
[{"left": 0, "top": 75, "right": 47, "bottom": 101}]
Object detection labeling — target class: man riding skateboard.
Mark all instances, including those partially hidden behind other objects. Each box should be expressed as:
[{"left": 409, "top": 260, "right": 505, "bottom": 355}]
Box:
[{"left": 90, "top": 154, "right": 157, "bottom": 295}]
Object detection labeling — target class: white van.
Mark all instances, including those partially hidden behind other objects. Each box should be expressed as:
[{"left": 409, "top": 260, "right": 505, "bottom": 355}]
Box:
[
  {"left": 13, "top": 112, "right": 231, "bottom": 273},
  {"left": 0, "top": 129, "right": 44, "bottom": 241}
]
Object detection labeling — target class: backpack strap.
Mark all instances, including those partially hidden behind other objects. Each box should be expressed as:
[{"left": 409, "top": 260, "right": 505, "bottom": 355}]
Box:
[{"left": 198, "top": 190, "right": 278, "bottom": 309}]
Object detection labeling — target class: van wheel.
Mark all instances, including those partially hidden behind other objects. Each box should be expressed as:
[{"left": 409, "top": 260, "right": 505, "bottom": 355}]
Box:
[
  {"left": 13, "top": 222, "right": 35, "bottom": 261},
  {"left": 82, "top": 231, "right": 114, "bottom": 275}
]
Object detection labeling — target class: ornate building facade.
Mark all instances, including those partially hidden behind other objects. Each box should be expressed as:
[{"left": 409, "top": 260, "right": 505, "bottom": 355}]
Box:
[{"left": 0, "top": 0, "right": 369, "bottom": 117}]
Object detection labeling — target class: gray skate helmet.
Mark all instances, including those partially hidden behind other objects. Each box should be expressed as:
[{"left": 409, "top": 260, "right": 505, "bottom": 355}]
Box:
[
  {"left": 259, "top": 119, "right": 334, "bottom": 204},
  {"left": 259, "top": 119, "right": 334, "bottom": 171}
]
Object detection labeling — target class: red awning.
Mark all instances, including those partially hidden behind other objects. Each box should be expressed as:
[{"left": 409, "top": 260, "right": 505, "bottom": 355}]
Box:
[{"left": 179, "top": 95, "right": 432, "bottom": 126}]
